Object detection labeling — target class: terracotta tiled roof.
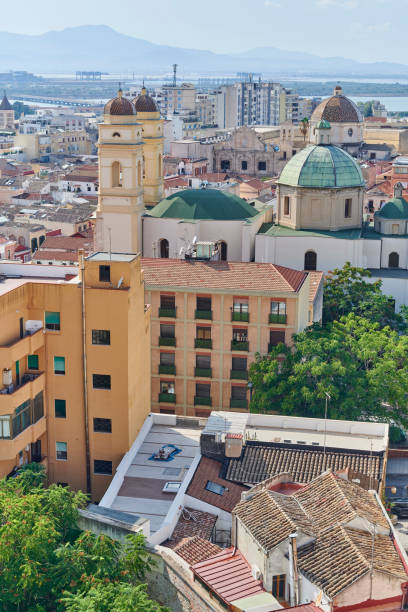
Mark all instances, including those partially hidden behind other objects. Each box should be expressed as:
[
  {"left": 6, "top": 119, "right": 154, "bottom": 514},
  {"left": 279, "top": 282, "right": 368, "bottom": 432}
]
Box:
[
  {"left": 186, "top": 456, "right": 247, "bottom": 512},
  {"left": 104, "top": 94, "right": 135, "bottom": 116},
  {"left": 39, "top": 236, "right": 91, "bottom": 251},
  {"left": 62, "top": 174, "right": 98, "bottom": 183},
  {"left": 133, "top": 88, "right": 158, "bottom": 113},
  {"left": 166, "top": 536, "right": 221, "bottom": 565},
  {"left": 166, "top": 507, "right": 217, "bottom": 544},
  {"left": 33, "top": 250, "right": 78, "bottom": 262},
  {"left": 141, "top": 259, "right": 307, "bottom": 294},
  {"left": 225, "top": 441, "right": 383, "bottom": 486},
  {"left": 308, "top": 271, "right": 323, "bottom": 302},
  {"left": 312, "top": 94, "right": 361, "bottom": 124}
]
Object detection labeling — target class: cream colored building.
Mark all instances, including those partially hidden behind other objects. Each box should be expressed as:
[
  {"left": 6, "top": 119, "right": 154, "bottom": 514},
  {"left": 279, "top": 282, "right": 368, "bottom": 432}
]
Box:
[{"left": 364, "top": 124, "right": 408, "bottom": 155}]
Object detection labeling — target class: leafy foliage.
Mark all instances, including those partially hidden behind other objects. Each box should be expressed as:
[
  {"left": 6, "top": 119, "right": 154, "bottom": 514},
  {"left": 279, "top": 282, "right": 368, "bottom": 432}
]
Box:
[{"left": 0, "top": 472, "right": 168, "bottom": 611}]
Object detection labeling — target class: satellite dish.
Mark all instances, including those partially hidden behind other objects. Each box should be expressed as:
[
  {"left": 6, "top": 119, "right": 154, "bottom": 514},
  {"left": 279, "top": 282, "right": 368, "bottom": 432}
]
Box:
[
  {"left": 117, "top": 276, "right": 123, "bottom": 289},
  {"left": 274, "top": 145, "right": 280, "bottom": 152},
  {"left": 192, "top": 236, "right": 197, "bottom": 245}
]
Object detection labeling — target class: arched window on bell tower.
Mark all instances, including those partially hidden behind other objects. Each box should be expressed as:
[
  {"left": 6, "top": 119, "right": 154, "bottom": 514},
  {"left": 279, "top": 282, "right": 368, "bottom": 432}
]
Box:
[
  {"left": 142, "top": 156, "right": 146, "bottom": 180},
  {"left": 137, "top": 160, "right": 142, "bottom": 186},
  {"left": 112, "top": 161, "right": 122, "bottom": 187}
]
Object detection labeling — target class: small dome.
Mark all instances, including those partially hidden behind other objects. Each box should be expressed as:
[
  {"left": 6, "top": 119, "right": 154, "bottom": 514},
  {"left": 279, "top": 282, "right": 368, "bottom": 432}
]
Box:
[
  {"left": 376, "top": 197, "right": 408, "bottom": 219},
  {"left": 104, "top": 89, "right": 135, "bottom": 116},
  {"left": 133, "top": 87, "right": 158, "bottom": 113},
  {"left": 146, "top": 189, "right": 258, "bottom": 221},
  {"left": 278, "top": 144, "right": 364, "bottom": 189},
  {"left": 316, "top": 119, "right": 331, "bottom": 129},
  {"left": 311, "top": 91, "right": 362, "bottom": 124}
]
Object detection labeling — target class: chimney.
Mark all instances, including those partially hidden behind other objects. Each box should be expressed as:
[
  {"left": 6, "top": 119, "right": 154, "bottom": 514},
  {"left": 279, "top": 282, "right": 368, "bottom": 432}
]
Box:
[
  {"left": 225, "top": 433, "right": 243, "bottom": 458},
  {"left": 288, "top": 533, "right": 299, "bottom": 607}
]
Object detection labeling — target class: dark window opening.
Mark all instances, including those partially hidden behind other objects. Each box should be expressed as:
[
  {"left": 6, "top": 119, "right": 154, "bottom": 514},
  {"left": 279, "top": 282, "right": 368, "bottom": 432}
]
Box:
[
  {"left": 99, "top": 265, "right": 110, "bottom": 282},
  {"left": 160, "top": 239, "right": 169, "bottom": 258},
  {"left": 231, "top": 385, "right": 247, "bottom": 400},
  {"left": 345, "top": 198, "right": 352, "bottom": 218},
  {"left": 284, "top": 196, "right": 290, "bottom": 215},
  {"left": 92, "top": 330, "right": 111, "bottom": 345},
  {"left": 94, "top": 460, "right": 112, "bottom": 475},
  {"left": 232, "top": 357, "right": 247, "bottom": 371},
  {"left": 93, "top": 374, "right": 111, "bottom": 390},
  {"left": 197, "top": 296, "right": 211, "bottom": 311},
  {"left": 160, "top": 352, "right": 175, "bottom": 365},
  {"left": 220, "top": 159, "right": 230, "bottom": 170},
  {"left": 196, "top": 383, "right": 210, "bottom": 397},
  {"left": 304, "top": 251, "right": 317, "bottom": 271},
  {"left": 55, "top": 399, "right": 66, "bottom": 418},
  {"left": 258, "top": 161, "right": 266, "bottom": 171},
  {"left": 196, "top": 354, "right": 211, "bottom": 369},
  {"left": 160, "top": 295, "right": 175, "bottom": 309},
  {"left": 241, "top": 160, "right": 248, "bottom": 170},
  {"left": 93, "top": 418, "right": 112, "bottom": 433},
  {"left": 389, "top": 252, "right": 399, "bottom": 268},
  {"left": 269, "top": 330, "right": 286, "bottom": 347}
]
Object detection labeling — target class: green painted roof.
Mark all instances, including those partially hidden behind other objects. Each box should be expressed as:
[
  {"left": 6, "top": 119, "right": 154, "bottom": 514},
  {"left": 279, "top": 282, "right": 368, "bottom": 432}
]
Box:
[
  {"left": 261, "top": 224, "right": 363, "bottom": 240},
  {"left": 316, "top": 119, "right": 331, "bottom": 129},
  {"left": 375, "top": 197, "right": 408, "bottom": 219},
  {"left": 147, "top": 189, "right": 259, "bottom": 221},
  {"left": 278, "top": 144, "right": 364, "bottom": 189}
]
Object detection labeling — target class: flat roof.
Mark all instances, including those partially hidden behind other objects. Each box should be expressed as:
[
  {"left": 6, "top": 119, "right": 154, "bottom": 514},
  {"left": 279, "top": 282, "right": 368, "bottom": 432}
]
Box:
[
  {"left": 86, "top": 252, "right": 137, "bottom": 262},
  {"left": 0, "top": 275, "right": 68, "bottom": 296}
]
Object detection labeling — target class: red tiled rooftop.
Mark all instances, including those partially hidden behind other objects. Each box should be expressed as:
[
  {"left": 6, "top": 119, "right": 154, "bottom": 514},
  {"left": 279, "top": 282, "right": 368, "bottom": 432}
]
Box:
[
  {"left": 141, "top": 258, "right": 307, "bottom": 294},
  {"left": 165, "top": 536, "right": 221, "bottom": 565},
  {"left": 32, "top": 250, "right": 79, "bottom": 262}
]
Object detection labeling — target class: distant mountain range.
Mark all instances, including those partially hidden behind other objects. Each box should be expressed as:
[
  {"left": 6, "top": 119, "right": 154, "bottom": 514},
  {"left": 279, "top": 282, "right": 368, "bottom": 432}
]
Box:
[{"left": 1, "top": 25, "right": 408, "bottom": 77}]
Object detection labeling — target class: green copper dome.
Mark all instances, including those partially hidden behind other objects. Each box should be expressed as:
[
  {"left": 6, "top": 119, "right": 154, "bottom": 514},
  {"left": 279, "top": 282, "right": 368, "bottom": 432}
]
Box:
[
  {"left": 375, "top": 197, "right": 408, "bottom": 219},
  {"left": 316, "top": 119, "right": 331, "bottom": 129},
  {"left": 278, "top": 144, "right": 365, "bottom": 189},
  {"left": 147, "top": 189, "right": 259, "bottom": 221}
]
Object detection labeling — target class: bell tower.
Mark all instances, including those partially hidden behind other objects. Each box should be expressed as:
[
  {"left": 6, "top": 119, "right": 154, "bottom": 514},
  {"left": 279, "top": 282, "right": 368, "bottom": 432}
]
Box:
[
  {"left": 95, "top": 90, "right": 144, "bottom": 253},
  {"left": 133, "top": 88, "right": 164, "bottom": 207}
]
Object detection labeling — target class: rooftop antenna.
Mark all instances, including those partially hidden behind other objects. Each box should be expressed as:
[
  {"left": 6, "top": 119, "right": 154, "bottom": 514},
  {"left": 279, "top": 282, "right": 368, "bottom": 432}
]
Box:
[{"left": 172, "top": 64, "right": 177, "bottom": 88}]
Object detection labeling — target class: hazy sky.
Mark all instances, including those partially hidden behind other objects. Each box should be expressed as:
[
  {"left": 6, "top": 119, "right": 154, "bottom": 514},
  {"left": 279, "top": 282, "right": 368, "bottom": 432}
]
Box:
[{"left": 1, "top": 0, "right": 404, "bottom": 63}]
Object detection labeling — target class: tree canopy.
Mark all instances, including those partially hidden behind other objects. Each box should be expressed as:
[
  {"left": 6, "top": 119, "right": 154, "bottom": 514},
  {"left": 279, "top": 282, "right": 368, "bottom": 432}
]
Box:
[{"left": 0, "top": 465, "right": 168, "bottom": 612}]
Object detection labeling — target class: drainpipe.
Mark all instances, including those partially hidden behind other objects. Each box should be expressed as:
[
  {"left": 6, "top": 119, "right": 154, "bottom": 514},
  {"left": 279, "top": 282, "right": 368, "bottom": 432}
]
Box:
[
  {"left": 288, "top": 532, "right": 299, "bottom": 606},
  {"left": 80, "top": 250, "right": 91, "bottom": 496}
]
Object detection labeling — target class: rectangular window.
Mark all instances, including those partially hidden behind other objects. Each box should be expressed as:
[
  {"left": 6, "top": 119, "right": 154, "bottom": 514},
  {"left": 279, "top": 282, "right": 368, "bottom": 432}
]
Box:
[
  {"left": 160, "top": 294, "right": 175, "bottom": 309},
  {"left": 160, "top": 352, "right": 175, "bottom": 365},
  {"left": 232, "top": 328, "right": 248, "bottom": 343},
  {"left": 160, "top": 323, "right": 175, "bottom": 338},
  {"left": 272, "top": 574, "right": 286, "bottom": 599},
  {"left": 54, "top": 399, "right": 66, "bottom": 418},
  {"left": 232, "top": 357, "right": 247, "bottom": 371},
  {"left": 99, "top": 265, "right": 110, "bottom": 282},
  {"left": 45, "top": 311, "right": 60, "bottom": 331},
  {"left": 345, "top": 198, "right": 352, "bottom": 218},
  {"left": 197, "top": 326, "right": 211, "bottom": 340},
  {"left": 92, "top": 374, "right": 111, "bottom": 389},
  {"left": 271, "top": 302, "right": 286, "bottom": 316},
  {"left": 160, "top": 380, "right": 175, "bottom": 394},
  {"left": 241, "top": 160, "right": 248, "bottom": 170},
  {"left": 196, "top": 354, "right": 211, "bottom": 369},
  {"left": 205, "top": 481, "right": 225, "bottom": 495},
  {"left": 0, "top": 415, "right": 11, "bottom": 439},
  {"left": 28, "top": 354, "right": 39, "bottom": 370},
  {"left": 232, "top": 299, "right": 248, "bottom": 313},
  {"left": 231, "top": 385, "right": 247, "bottom": 400},
  {"left": 196, "top": 383, "right": 210, "bottom": 398},
  {"left": 54, "top": 356, "right": 65, "bottom": 375},
  {"left": 258, "top": 161, "right": 266, "bottom": 171},
  {"left": 284, "top": 196, "right": 290, "bottom": 215},
  {"left": 196, "top": 296, "right": 211, "bottom": 311},
  {"left": 92, "top": 330, "right": 110, "bottom": 345},
  {"left": 269, "top": 330, "right": 286, "bottom": 347},
  {"left": 93, "top": 418, "right": 112, "bottom": 433},
  {"left": 56, "top": 441, "right": 67, "bottom": 461},
  {"left": 94, "top": 460, "right": 112, "bottom": 475}
]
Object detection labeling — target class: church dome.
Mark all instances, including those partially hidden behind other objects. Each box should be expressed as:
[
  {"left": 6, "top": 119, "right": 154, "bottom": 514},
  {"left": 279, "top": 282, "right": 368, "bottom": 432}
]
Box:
[
  {"left": 104, "top": 89, "right": 135, "bottom": 116},
  {"left": 376, "top": 197, "right": 408, "bottom": 219},
  {"left": 146, "top": 189, "right": 258, "bottom": 221},
  {"left": 311, "top": 86, "right": 362, "bottom": 124},
  {"left": 278, "top": 144, "right": 365, "bottom": 189},
  {"left": 133, "top": 87, "right": 158, "bottom": 113}
]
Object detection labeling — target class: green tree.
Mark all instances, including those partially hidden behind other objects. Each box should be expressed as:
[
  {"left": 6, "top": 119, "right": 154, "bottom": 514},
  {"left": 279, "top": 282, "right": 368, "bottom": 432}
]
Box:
[
  {"left": 11, "top": 101, "right": 34, "bottom": 119},
  {"left": 249, "top": 314, "right": 408, "bottom": 426},
  {"left": 323, "top": 263, "right": 406, "bottom": 330}
]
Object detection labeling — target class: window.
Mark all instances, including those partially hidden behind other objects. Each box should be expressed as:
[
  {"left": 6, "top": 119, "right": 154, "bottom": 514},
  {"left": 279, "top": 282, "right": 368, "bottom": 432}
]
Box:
[
  {"left": 270, "top": 330, "right": 286, "bottom": 347},
  {"left": 345, "top": 198, "right": 352, "bottom": 218},
  {"left": 94, "top": 460, "right": 112, "bottom": 475},
  {"left": 270, "top": 301, "right": 287, "bottom": 324},
  {"left": 45, "top": 311, "right": 60, "bottom": 331},
  {"left": 54, "top": 356, "right": 65, "bottom": 375},
  {"left": 258, "top": 161, "right": 266, "bottom": 171},
  {"left": 0, "top": 415, "right": 11, "bottom": 439},
  {"left": 231, "top": 385, "right": 247, "bottom": 400},
  {"left": 197, "top": 326, "right": 211, "bottom": 340},
  {"left": 92, "top": 330, "right": 110, "bottom": 345},
  {"left": 232, "top": 357, "right": 247, "bottom": 371},
  {"left": 197, "top": 296, "right": 211, "bottom": 311},
  {"left": 160, "top": 238, "right": 169, "bottom": 258},
  {"left": 348, "top": 128, "right": 353, "bottom": 137},
  {"left": 56, "top": 442, "right": 67, "bottom": 461},
  {"left": 112, "top": 161, "right": 122, "bottom": 187},
  {"left": 32, "top": 392, "right": 44, "bottom": 423},
  {"left": 233, "top": 299, "right": 248, "bottom": 314},
  {"left": 196, "top": 354, "right": 211, "bottom": 369},
  {"left": 160, "top": 295, "right": 175, "bottom": 309},
  {"left": 241, "top": 160, "right": 248, "bottom": 170},
  {"left": 304, "top": 251, "right": 317, "bottom": 271},
  {"left": 272, "top": 574, "right": 286, "bottom": 599},
  {"left": 284, "top": 196, "right": 290, "bottom": 216},
  {"left": 205, "top": 481, "right": 225, "bottom": 495},
  {"left": 28, "top": 354, "right": 39, "bottom": 370},
  {"left": 160, "top": 352, "right": 175, "bottom": 365},
  {"left": 160, "top": 381, "right": 175, "bottom": 394},
  {"left": 232, "top": 328, "right": 248, "bottom": 343},
  {"left": 99, "top": 265, "right": 110, "bottom": 282},
  {"left": 93, "top": 374, "right": 111, "bottom": 389},
  {"left": 392, "top": 224, "right": 399, "bottom": 235},
  {"left": 219, "top": 240, "right": 228, "bottom": 261},
  {"left": 55, "top": 399, "right": 66, "bottom": 418},
  {"left": 220, "top": 159, "right": 230, "bottom": 170},
  {"left": 196, "top": 383, "right": 210, "bottom": 397},
  {"left": 93, "top": 418, "right": 112, "bottom": 433},
  {"left": 160, "top": 324, "right": 175, "bottom": 338},
  {"left": 389, "top": 252, "right": 399, "bottom": 268}
]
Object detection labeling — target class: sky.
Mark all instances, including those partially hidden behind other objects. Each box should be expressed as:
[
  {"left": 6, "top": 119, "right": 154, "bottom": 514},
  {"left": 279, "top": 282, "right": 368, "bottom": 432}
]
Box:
[{"left": 1, "top": 0, "right": 405, "bottom": 63}]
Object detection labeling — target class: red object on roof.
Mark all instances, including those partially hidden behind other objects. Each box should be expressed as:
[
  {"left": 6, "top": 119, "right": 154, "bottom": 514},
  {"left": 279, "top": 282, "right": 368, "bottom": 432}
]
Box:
[
  {"left": 192, "top": 547, "right": 265, "bottom": 605},
  {"left": 286, "top": 605, "right": 322, "bottom": 611},
  {"left": 226, "top": 433, "right": 243, "bottom": 439},
  {"left": 46, "top": 229, "right": 62, "bottom": 237}
]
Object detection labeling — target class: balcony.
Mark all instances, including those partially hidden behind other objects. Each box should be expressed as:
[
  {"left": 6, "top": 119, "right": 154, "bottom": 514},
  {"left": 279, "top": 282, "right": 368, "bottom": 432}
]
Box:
[
  {"left": 194, "top": 367, "right": 212, "bottom": 378},
  {"left": 195, "top": 310, "right": 212, "bottom": 320},
  {"left": 0, "top": 416, "right": 46, "bottom": 462},
  {"left": 0, "top": 372, "right": 45, "bottom": 416},
  {"left": 159, "top": 364, "right": 176, "bottom": 375},
  {"left": 269, "top": 313, "right": 287, "bottom": 324},
  {"left": 159, "top": 337, "right": 176, "bottom": 347},
  {"left": 230, "top": 398, "right": 248, "bottom": 409},
  {"left": 194, "top": 396, "right": 212, "bottom": 406},
  {"left": 195, "top": 338, "right": 212, "bottom": 349},
  {"left": 230, "top": 370, "right": 248, "bottom": 380},
  {"left": 0, "top": 328, "right": 44, "bottom": 363},
  {"left": 159, "top": 308, "right": 176, "bottom": 318},
  {"left": 231, "top": 340, "right": 249, "bottom": 352},
  {"left": 158, "top": 392, "right": 176, "bottom": 404},
  {"left": 231, "top": 311, "right": 249, "bottom": 322}
]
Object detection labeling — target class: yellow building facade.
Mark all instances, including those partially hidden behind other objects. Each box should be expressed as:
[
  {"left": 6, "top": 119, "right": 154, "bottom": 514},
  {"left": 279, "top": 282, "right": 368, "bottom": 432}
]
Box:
[{"left": 0, "top": 253, "right": 150, "bottom": 501}]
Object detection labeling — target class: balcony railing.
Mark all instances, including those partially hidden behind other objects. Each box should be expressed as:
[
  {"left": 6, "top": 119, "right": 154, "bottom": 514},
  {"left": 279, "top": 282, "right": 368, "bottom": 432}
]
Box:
[
  {"left": 230, "top": 398, "right": 248, "bottom": 409},
  {"left": 159, "top": 307, "right": 177, "bottom": 318},
  {"left": 231, "top": 340, "right": 249, "bottom": 351},
  {"left": 194, "top": 396, "right": 212, "bottom": 406},
  {"left": 0, "top": 392, "right": 44, "bottom": 440},
  {"left": 158, "top": 392, "right": 176, "bottom": 403},
  {"left": 195, "top": 338, "right": 212, "bottom": 349},
  {"left": 195, "top": 310, "right": 212, "bottom": 320},
  {"left": 0, "top": 371, "right": 43, "bottom": 398},
  {"left": 194, "top": 367, "right": 212, "bottom": 378},
  {"left": 231, "top": 311, "right": 249, "bottom": 322},
  {"left": 159, "top": 364, "right": 176, "bottom": 375},
  {"left": 269, "top": 313, "right": 287, "bottom": 324},
  {"left": 230, "top": 370, "right": 248, "bottom": 380},
  {"left": 159, "top": 336, "right": 176, "bottom": 347}
]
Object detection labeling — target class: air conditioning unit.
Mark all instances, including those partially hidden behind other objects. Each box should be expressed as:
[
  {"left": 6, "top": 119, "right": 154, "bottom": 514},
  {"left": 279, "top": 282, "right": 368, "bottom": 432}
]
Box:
[
  {"left": 251, "top": 565, "right": 262, "bottom": 580},
  {"left": 2, "top": 368, "right": 12, "bottom": 386}
]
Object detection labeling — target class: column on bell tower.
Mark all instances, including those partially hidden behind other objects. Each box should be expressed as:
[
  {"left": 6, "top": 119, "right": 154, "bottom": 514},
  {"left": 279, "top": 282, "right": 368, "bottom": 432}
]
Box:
[{"left": 95, "top": 90, "right": 144, "bottom": 254}]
